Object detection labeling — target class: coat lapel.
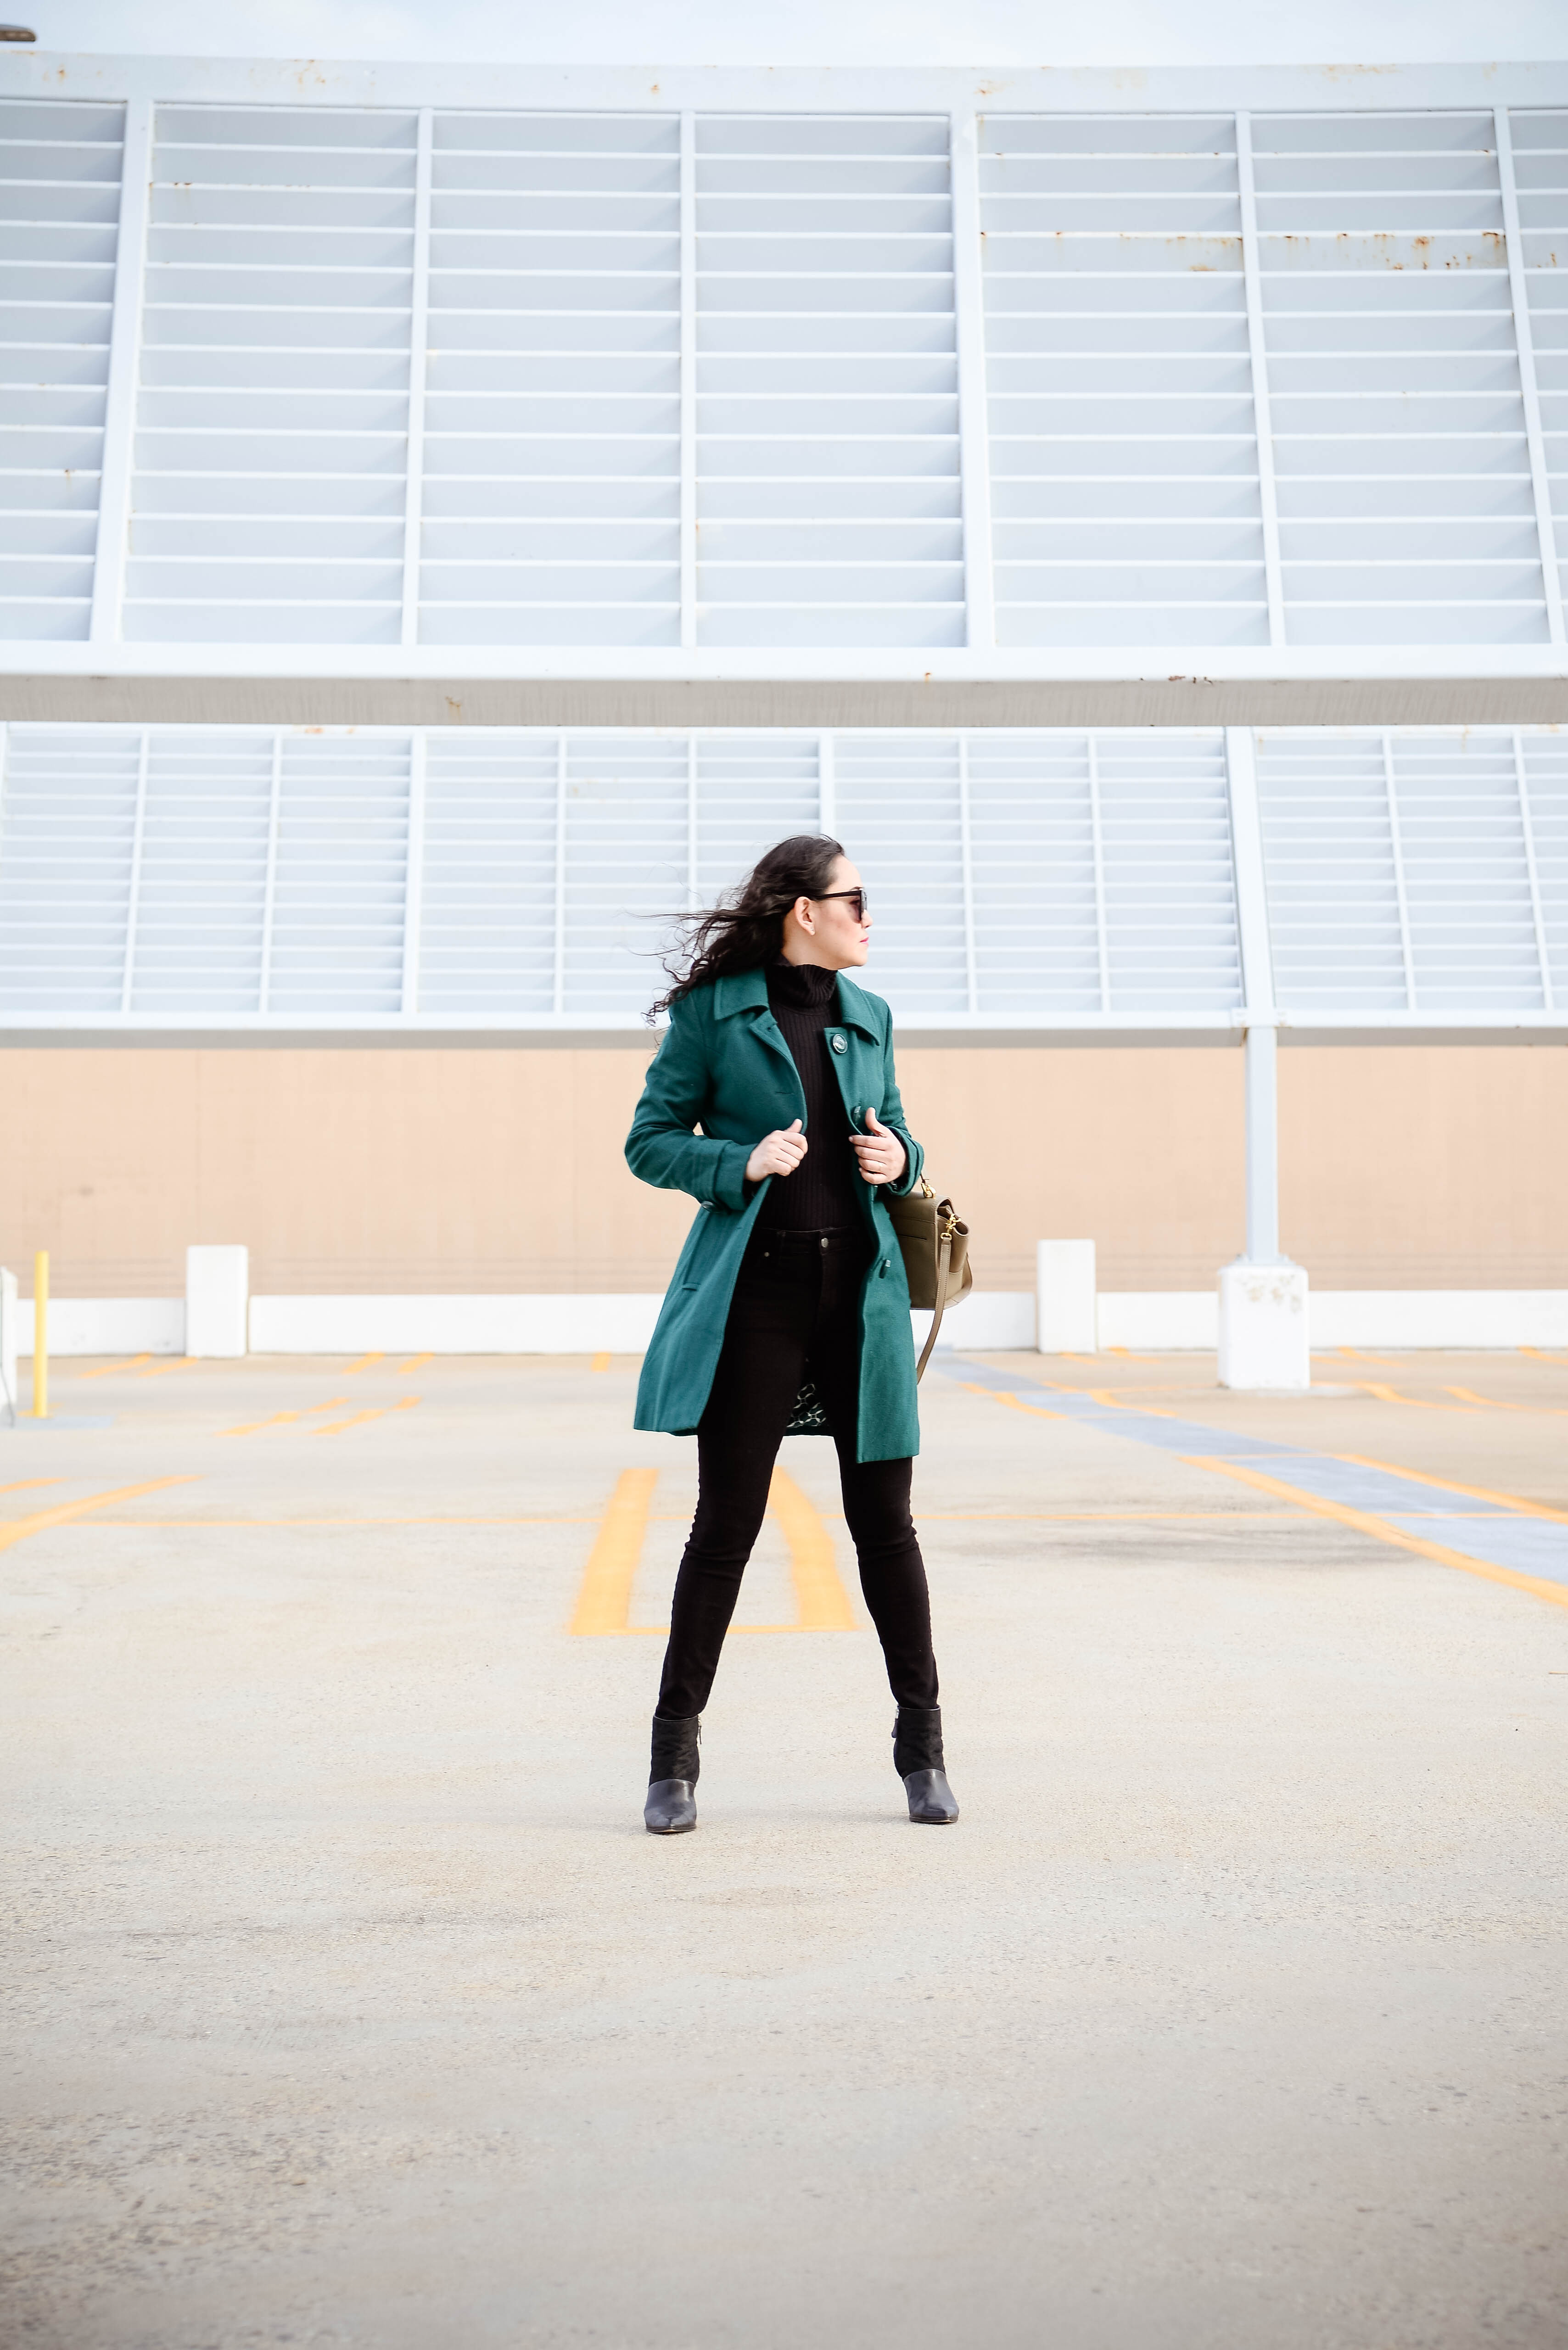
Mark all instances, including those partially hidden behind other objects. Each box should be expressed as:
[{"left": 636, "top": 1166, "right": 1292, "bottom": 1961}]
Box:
[{"left": 711, "top": 965, "right": 801, "bottom": 1098}]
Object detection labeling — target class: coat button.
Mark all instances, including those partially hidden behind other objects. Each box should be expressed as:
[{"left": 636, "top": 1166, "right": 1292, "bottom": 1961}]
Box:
[
  {"left": 831, "top": 1034, "right": 847, "bottom": 1053},
  {"left": 878, "top": 1259, "right": 889, "bottom": 1277}
]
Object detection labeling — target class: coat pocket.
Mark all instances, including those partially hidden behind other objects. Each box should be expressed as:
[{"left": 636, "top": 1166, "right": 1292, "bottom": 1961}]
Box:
[{"left": 678, "top": 1203, "right": 717, "bottom": 1290}]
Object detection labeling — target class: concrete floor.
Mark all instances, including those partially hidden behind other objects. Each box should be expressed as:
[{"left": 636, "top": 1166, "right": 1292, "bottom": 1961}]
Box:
[{"left": 2, "top": 1344, "right": 1567, "bottom": 2350}]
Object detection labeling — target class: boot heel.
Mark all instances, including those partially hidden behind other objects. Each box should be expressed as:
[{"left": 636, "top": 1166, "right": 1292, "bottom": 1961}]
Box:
[
  {"left": 892, "top": 1705, "right": 959, "bottom": 1824},
  {"left": 646, "top": 1713, "right": 700, "bottom": 1835}
]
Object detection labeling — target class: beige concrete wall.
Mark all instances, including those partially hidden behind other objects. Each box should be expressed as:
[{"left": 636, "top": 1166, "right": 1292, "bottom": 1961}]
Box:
[{"left": 1, "top": 1042, "right": 1563, "bottom": 1297}]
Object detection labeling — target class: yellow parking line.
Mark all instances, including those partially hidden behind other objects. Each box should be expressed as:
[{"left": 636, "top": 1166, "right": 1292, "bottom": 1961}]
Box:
[
  {"left": 0, "top": 1478, "right": 61, "bottom": 1499},
  {"left": 85, "top": 1515, "right": 601, "bottom": 1528},
  {"left": 1520, "top": 1346, "right": 1568, "bottom": 1366},
  {"left": 917, "top": 1506, "right": 1297, "bottom": 1521},
  {"left": 75, "top": 1354, "right": 151, "bottom": 1380},
  {"left": 569, "top": 1466, "right": 857, "bottom": 1636},
  {"left": 591, "top": 1352, "right": 611, "bottom": 1372},
  {"left": 1443, "top": 1384, "right": 1568, "bottom": 1416},
  {"left": 343, "top": 1353, "right": 384, "bottom": 1375},
  {"left": 768, "top": 1466, "right": 856, "bottom": 1629},
  {"left": 220, "top": 1395, "right": 352, "bottom": 1437},
  {"left": 312, "top": 1395, "right": 420, "bottom": 1437},
  {"left": 964, "top": 1383, "right": 1068, "bottom": 1421},
  {"left": 571, "top": 1468, "right": 658, "bottom": 1634},
  {"left": 0, "top": 1477, "right": 198, "bottom": 1557},
  {"left": 1355, "top": 1382, "right": 1471, "bottom": 1411},
  {"left": 137, "top": 1356, "right": 198, "bottom": 1379},
  {"left": 1185, "top": 1455, "right": 1568, "bottom": 1614},
  {"left": 398, "top": 1353, "right": 431, "bottom": 1373},
  {"left": 1334, "top": 1453, "right": 1568, "bottom": 1526}
]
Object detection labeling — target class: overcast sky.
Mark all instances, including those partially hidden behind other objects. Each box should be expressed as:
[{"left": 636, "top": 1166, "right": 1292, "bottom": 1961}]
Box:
[{"left": 14, "top": 0, "right": 1568, "bottom": 69}]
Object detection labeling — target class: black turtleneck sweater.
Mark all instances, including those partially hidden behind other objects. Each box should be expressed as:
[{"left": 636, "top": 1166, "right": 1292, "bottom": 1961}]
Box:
[{"left": 762, "top": 959, "right": 863, "bottom": 1231}]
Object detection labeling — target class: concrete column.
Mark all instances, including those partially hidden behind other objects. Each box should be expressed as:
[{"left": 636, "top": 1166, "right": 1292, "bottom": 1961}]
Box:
[
  {"left": 1037, "top": 1239, "right": 1097, "bottom": 1354},
  {"left": 1218, "top": 1260, "right": 1309, "bottom": 1390},
  {"left": 1219, "top": 1024, "right": 1309, "bottom": 1390},
  {"left": 185, "top": 1246, "right": 248, "bottom": 1359}
]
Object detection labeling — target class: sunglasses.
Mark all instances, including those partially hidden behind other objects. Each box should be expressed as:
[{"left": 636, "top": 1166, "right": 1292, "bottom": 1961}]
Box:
[{"left": 814, "top": 888, "right": 870, "bottom": 921}]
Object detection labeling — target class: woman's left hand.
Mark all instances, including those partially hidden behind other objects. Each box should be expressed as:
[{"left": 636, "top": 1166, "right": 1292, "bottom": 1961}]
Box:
[{"left": 851, "top": 1105, "right": 907, "bottom": 1186}]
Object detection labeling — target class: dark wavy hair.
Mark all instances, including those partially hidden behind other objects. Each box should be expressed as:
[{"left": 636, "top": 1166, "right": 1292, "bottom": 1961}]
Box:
[{"left": 647, "top": 833, "right": 846, "bottom": 1022}]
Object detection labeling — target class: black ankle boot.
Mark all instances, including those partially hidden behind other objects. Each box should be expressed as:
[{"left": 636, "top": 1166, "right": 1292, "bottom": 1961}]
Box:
[
  {"left": 645, "top": 1712, "right": 700, "bottom": 1835},
  {"left": 893, "top": 1704, "right": 959, "bottom": 1825}
]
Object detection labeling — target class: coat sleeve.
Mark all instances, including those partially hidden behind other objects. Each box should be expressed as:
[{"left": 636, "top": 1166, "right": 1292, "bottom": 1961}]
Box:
[
  {"left": 878, "top": 1009, "right": 925, "bottom": 1197},
  {"left": 625, "top": 996, "right": 755, "bottom": 1214}
]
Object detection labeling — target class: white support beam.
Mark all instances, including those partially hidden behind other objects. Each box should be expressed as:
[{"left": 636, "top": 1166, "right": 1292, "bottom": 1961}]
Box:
[
  {"left": 1496, "top": 105, "right": 1566, "bottom": 648},
  {"left": 1234, "top": 112, "right": 1286, "bottom": 649},
  {"left": 1224, "top": 723, "right": 1276, "bottom": 1022},
  {"left": 679, "top": 110, "right": 697, "bottom": 654},
  {"left": 90, "top": 95, "right": 153, "bottom": 648},
  {"left": 1513, "top": 729, "right": 1555, "bottom": 1013},
  {"left": 1243, "top": 1021, "right": 1281, "bottom": 1265},
  {"left": 399, "top": 730, "right": 426, "bottom": 1015},
  {"left": 1382, "top": 730, "right": 1418, "bottom": 1013},
  {"left": 400, "top": 107, "right": 433, "bottom": 652},
  {"left": 1226, "top": 725, "right": 1286, "bottom": 1271},
  {"left": 949, "top": 110, "right": 996, "bottom": 653}
]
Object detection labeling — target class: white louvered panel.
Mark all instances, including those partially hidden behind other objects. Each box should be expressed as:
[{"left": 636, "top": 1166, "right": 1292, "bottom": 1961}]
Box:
[
  {"left": 1258, "top": 729, "right": 1553, "bottom": 1011},
  {"left": 1096, "top": 734, "right": 1240, "bottom": 1008},
  {"left": 1256, "top": 734, "right": 1411, "bottom": 1009},
  {"left": 420, "top": 112, "right": 681, "bottom": 647},
  {"left": 126, "top": 105, "right": 416, "bottom": 645},
  {"left": 268, "top": 736, "right": 410, "bottom": 1012},
  {"left": 832, "top": 735, "right": 967, "bottom": 1013},
  {"left": 694, "top": 115, "right": 962, "bottom": 648},
  {"left": 1255, "top": 114, "right": 1544, "bottom": 646},
  {"left": 1518, "top": 733, "right": 1567, "bottom": 1002},
  {"left": 967, "top": 734, "right": 1100, "bottom": 1008},
  {"left": 979, "top": 116, "right": 1266, "bottom": 649},
  {"left": 0, "top": 98, "right": 124, "bottom": 642},
  {"left": 1514, "top": 110, "right": 1568, "bottom": 621},
  {"left": 129, "top": 733, "right": 272, "bottom": 1011},
  {"left": 1386, "top": 733, "right": 1545, "bottom": 1007},
  {"left": 967, "top": 731, "right": 1239, "bottom": 1010},
  {"left": 0, "top": 728, "right": 141, "bottom": 1009},
  {"left": 561, "top": 735, "right": 688, "bottom": 1013},
  {"left": 419, "top": 732, "right": 557, "bottom": 1013},
  {"left": 692, "top": 736, "right": 819, "bottom": 904}
]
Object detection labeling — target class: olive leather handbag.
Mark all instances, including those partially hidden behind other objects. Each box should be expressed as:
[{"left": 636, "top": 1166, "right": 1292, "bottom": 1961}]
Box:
[{"left": 885, "top": 1178, "right": 973, "bottom": 1380}]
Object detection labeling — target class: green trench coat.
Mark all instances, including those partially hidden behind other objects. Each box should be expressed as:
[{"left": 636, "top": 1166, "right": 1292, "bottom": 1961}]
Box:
[{"left": 626, "top": 967, "right": 927, "bottom": 1463}]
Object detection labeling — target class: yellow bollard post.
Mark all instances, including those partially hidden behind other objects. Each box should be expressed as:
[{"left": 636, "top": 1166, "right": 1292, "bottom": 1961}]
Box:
[{"left": 32, "top": 1249, "right": 48, "bottom": 1420}]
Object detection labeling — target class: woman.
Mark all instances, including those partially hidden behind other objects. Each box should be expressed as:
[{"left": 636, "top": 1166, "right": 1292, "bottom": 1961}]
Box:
[{"left": 625, "top": 834, "right": 958, "bottom": 1835}]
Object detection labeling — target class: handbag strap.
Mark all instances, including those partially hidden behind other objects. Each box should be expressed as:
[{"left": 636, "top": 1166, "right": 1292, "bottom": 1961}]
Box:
[{"left": 914, "top": 1223, "right": 953, "bottom": 1383}]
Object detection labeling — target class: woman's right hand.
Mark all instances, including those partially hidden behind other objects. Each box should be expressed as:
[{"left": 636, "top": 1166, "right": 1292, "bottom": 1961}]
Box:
[{"left": 745, "top": 1119, "right": 807, "bottom": 1185}]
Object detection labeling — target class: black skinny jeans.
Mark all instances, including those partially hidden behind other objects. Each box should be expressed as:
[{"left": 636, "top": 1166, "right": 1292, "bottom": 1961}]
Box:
[{"left": 656, "top": 1223, "right": 939, "bottom": 1720}]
